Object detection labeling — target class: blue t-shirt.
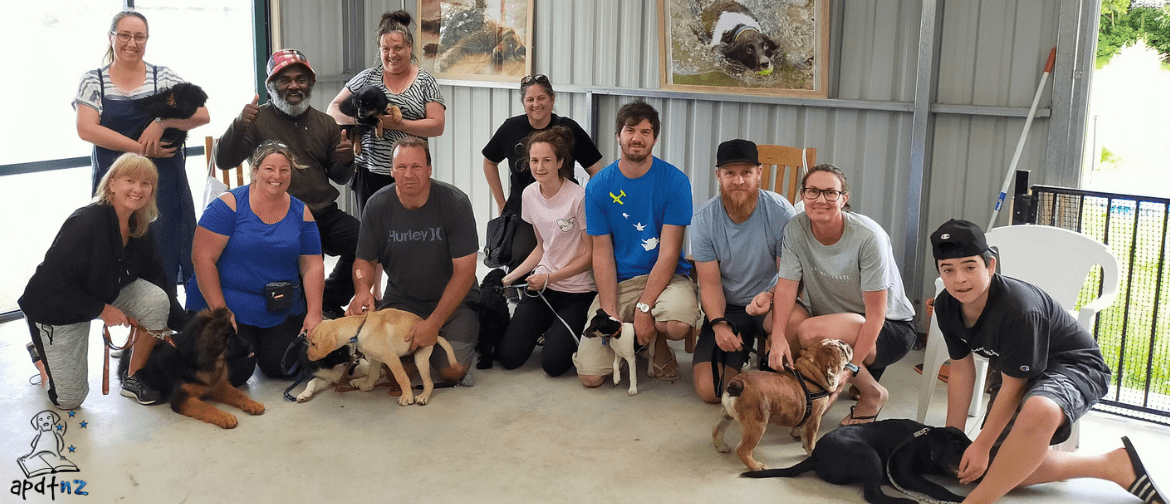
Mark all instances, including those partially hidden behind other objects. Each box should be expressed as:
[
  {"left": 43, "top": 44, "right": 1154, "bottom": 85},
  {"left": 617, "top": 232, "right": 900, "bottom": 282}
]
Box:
[
  {"left": 585, "top": 156, "right": 692, "bottom": 281},
  {"left": 186, "top": 186, "right": 322, "bottom": 327},
  {"left": 690, "top": 189, "right": 796, "bottom": 305}
]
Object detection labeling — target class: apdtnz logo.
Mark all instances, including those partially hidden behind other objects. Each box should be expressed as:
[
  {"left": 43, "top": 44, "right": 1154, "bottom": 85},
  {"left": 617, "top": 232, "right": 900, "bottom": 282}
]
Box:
[{"left": 11, "top": 410, "right": 88, "bottom": 500}]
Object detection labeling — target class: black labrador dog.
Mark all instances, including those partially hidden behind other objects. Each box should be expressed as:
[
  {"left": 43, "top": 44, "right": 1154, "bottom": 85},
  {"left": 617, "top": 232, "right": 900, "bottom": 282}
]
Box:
[{"left": 742, "top": 419, "right": 970, "bottom": 504}]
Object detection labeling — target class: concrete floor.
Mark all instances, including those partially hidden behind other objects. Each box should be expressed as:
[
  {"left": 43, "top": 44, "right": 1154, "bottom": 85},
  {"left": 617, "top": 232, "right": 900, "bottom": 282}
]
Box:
[{"left": 3, "top": 309, "right": 1168, "bottom": 503}]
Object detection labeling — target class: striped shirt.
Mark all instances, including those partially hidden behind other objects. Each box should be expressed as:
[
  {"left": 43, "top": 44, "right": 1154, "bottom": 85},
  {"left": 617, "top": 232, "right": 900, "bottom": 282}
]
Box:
[
  {"left": 73, "top": 63, "right": 186, "bottom": 114},
  {"left": 344, "top": 65, "right": 445, "bottom": 175}
]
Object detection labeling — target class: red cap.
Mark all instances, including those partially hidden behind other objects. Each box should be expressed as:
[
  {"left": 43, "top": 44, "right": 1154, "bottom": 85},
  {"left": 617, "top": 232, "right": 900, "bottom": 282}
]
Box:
[{"left": 266, "top": 49, "right": 315, "bottom": 83}]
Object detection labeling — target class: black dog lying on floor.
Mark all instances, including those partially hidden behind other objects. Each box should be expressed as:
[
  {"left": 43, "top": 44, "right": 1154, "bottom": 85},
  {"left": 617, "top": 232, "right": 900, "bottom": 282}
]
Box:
[
  {"left": 339, "top": 85, "right": 401, "bottom": 155},
  {"left": 742, "top": 419, "right": 970, "bottom": 504},
  {"left": 475, "top": 268, "right": 511, "bottom": 369},
  {"left": 132, "top": 82, "right": 208, "bottom": 148}
]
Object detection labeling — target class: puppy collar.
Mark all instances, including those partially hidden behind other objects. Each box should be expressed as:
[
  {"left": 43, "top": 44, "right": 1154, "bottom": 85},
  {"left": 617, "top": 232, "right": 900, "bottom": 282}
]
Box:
[{"left": 732, "top": 24, "right": 759, "bottom": 43}]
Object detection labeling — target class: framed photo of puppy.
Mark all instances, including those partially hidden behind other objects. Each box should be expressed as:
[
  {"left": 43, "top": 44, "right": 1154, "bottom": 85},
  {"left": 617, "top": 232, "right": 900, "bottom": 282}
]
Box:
[
  {"left": 659, "top": 0, "right": 829, "bottom": 97},
  {"left": 417, "top": 0, "right": 533, "bottom": 82}
]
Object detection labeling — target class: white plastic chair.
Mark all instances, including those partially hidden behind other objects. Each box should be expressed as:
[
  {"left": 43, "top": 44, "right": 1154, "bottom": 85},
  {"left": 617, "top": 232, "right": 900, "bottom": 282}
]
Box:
[{"left": 917, "top": 224, "right": 1120, "bottom": 451}]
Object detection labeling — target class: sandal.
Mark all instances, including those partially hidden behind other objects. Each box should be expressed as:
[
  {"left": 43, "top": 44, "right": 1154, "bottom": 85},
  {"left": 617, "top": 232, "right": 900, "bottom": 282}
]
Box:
[
  {"left": 841, "top": 405, "right": 882, "bottom": 425},
  {"left": 1124, "top": 436, "right": 1166, "bottom": 504},
  {"left": 651, "top": 345, "right": 679, "bottom": 382}
]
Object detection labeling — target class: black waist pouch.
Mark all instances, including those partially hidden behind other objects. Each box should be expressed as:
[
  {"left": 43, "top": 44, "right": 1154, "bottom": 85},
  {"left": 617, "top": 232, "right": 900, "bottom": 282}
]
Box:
[{"left": 263, "top": 281, "right": 298, "bottom": 313}]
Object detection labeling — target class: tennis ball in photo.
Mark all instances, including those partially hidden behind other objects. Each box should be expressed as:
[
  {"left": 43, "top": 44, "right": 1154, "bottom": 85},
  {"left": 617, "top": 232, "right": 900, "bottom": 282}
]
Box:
[{"left": 757, "top": 68, "right": 773, "bottom": 76}]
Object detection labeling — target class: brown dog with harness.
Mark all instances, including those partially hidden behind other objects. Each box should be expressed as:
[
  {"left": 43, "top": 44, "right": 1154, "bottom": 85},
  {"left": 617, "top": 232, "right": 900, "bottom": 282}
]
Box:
[{"left": 713, "top": 338, "right": 853, "bottom": 471}]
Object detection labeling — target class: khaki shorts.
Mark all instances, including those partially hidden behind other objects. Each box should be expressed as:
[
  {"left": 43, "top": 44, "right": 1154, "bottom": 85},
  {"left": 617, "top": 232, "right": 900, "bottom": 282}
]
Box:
[{"left": 572, "top": 274, "right": 700, "bottom": 377}]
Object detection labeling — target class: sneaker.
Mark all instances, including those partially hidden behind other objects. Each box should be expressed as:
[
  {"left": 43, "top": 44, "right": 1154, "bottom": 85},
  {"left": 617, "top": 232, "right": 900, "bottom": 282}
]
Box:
[{"left": 120, "top": 374, "right": 163, "bottom": 405}]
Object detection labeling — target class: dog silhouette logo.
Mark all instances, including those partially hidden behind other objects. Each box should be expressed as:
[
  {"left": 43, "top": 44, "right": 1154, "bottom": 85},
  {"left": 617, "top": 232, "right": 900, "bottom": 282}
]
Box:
[{"left": 16, "top": 410, "right": 79, "bottom": 478}]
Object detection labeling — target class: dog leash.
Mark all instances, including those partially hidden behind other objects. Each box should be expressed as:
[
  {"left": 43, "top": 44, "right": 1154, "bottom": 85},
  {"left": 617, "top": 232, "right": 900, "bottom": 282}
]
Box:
[
  {"left": 782, "top": 362, "right": 830, "bottom": 428},
  {"left": 708, "top": 317, "right": 744, "bottom": 397},
  {"left": 884, "top": 428, "right": 964, "bottom": 504},
  {"left": 504, "top": 281, "right": 581, "bottom": 345},
  {"left": 281, "top": 331, "right": 309, "bottom": 402},
  {"left": 102, "top": 318, "right": 175, "bottom": 395}
]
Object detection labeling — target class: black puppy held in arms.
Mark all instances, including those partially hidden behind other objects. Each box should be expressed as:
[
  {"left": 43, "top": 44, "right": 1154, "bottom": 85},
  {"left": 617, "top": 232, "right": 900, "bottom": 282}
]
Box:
[
  {"left": 132, "top": 82, "right": 208, "bottom": 147},
  {"left": 118, "top": 307, "right": 265, "bottom": 429},
  {"left": 475, "top": 268, "right": 511, "bottom": 370},
  {"left": 338, "top": 85, "right": 402, "bottom": 155},
  {"left": 742, "top": 419, "right": 971, "bottom": 504},
  {"left": 698, "top": 0, "right": 781, "bottom": 76}
]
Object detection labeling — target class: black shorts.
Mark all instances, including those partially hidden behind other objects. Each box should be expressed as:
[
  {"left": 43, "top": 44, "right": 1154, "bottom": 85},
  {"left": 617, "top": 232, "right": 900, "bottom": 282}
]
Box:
[
  {"left": 986, "top": 369, "right": 1099, "bottom": 460},
  {"left": 868, "top": 319, "right": 917, "bottom": 380},
  {"left": 693, "top": 304, "right": 767, "bottom": 370}
]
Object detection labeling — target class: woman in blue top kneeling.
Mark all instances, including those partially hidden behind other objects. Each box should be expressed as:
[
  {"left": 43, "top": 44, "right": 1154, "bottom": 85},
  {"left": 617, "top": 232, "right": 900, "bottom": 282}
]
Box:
[{"left": 187, "top": 141, "right": 325, "bottom": 386}]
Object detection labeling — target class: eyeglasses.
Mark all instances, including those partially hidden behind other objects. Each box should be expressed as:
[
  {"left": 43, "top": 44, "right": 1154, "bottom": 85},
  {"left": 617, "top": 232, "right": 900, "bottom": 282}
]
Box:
[
  {"left": 111, "top": 32, "right": 149, "bottom": 44},
  {"left": 801, "top": 187, "right": 844, "bottom": 201},
  {"left": 275, "top": 75, "right": 311, "bottom": 86},
  {"left": 520, "top": 74, "right": 549, "bottom": 86}
]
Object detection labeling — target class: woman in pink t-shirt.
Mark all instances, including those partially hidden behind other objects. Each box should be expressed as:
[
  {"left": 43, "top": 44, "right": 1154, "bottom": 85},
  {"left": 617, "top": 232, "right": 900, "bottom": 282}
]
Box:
[{"left": 499, "top": 127, "right": 597, "bottom": 376}]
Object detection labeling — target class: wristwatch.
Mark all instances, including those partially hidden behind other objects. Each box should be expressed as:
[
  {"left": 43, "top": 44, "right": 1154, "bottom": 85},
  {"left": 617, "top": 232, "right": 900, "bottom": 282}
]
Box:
[
  {"left": 635, "top": 302, "right": 651, "bottom": 314},
  {"left": 844, "top": 362, "right": 860, "bottom": 377}
]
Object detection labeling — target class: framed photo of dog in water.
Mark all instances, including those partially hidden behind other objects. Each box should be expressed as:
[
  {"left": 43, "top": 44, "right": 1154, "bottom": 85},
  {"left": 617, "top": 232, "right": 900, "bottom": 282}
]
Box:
[
  {"left": 659, "top": 0, "right": 829, "bottom": 97},
  {"left": 417, "top": 0, "right": 533, "bottom": 82}
]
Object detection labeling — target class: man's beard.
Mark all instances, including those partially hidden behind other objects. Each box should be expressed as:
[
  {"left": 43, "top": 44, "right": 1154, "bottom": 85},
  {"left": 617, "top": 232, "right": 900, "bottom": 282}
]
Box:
[
  {"left": 621, "top": 142, "right": 651, "bottom": 164},
  {"left": 721, "top": 186, "right": 759, "bottom": 218},
  {"left": 267, "top": 81, "right": 312, "bottom": 117}
]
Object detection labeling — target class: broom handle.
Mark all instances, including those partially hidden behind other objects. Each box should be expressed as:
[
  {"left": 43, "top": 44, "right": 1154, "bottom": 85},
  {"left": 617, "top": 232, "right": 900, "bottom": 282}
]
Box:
[{"left": 989, "top": 47, "right": 1056, "bottom": 230}]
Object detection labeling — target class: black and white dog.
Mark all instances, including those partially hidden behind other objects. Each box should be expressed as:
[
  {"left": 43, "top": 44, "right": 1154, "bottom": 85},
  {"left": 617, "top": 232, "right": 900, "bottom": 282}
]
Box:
[
  {"left": 291, "top": 339, "right": 373, "bottom": 402},
  {"left": 742, "top": 419, "right": 970, "bottom": 504},
  {"left": 698, "top": 0, "right": 780, "bottom": 75}
]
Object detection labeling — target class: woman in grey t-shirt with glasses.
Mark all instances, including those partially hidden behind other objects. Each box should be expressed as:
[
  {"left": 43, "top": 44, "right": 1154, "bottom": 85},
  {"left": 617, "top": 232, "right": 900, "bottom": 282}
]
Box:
[{"left": 747, "top": 164, "right": 915, "bottom": 426}]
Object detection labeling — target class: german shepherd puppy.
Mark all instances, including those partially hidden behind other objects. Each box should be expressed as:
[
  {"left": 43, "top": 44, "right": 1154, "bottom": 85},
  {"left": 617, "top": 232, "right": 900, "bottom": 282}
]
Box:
[
  {"left": 118, "top": 307, "right": 264, "bottom": 429},
  {"left": 132, "top": 82, "right": 208, "bottom": 148}
]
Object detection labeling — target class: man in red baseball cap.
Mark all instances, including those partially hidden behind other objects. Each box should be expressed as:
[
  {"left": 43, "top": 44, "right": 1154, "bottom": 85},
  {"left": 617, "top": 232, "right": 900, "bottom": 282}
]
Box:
[{"left": 214, "top": 49, "right": 359, "bottom": 319}]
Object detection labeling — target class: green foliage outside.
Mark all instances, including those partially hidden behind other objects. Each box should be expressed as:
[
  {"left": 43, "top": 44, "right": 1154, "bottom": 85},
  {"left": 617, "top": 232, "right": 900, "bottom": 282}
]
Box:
[
  {"left": 1100, "top": 146, "right": 1120, "bottom": 168},
  {"left": 1097, "top": 2, "right": 1170, "bottom": 69}
]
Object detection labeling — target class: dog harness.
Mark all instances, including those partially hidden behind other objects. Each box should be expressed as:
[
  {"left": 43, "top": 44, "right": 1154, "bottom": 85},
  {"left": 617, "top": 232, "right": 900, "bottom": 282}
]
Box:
[
  {"left": 884, "top": 428, "right": 963, "bottom": 504},
  {"left": 783, "top": 363, "right": 831, "bottom": 428}
]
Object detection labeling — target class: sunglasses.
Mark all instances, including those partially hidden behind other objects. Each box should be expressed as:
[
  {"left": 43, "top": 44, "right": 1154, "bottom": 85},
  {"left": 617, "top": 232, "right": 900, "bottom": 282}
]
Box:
[{"left": 520, "top": 74, "right": 549, "bottom": 86}]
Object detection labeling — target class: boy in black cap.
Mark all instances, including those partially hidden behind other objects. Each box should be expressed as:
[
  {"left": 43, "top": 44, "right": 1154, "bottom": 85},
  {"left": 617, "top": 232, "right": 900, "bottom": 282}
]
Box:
[{"left": 931, "top": 219, "right": 1163, "bottom": 504}]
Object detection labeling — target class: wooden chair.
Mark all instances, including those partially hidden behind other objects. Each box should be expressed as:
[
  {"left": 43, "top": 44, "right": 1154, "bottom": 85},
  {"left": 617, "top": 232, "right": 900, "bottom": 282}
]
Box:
[
  {"left": 757, "top": 145, "right": 816, "bottom": 204},
  {"left": 204, "top": 136, "right": 245, "bottom": 188}
]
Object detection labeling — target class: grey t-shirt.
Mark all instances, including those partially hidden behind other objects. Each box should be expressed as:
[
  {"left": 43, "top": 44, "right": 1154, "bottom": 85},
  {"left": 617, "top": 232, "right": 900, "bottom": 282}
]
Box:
[
  {"left": 777, "top": 212, "right": 914, "bottom": 321},
  {"left": 690, "top": 190, "right": 796, "bottom": 305},
  {"left": 356, "top": 180, "right": 481, "bottom": 315}
]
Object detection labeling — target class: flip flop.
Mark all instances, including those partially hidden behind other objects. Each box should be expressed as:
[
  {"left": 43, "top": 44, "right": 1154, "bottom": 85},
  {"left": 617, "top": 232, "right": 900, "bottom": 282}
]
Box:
[
  {"left": 1124, "top": 436, "right": 1166, "bottom": 504},
  {"left": 842, "top": 405, "right": 882, "bottom": 425},
  {"left": 651, "top": 346, "right": 679, "bottom": 382}
]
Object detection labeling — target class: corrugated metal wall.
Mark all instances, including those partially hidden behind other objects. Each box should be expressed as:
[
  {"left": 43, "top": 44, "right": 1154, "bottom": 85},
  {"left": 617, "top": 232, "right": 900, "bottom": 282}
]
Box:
[{"left": 279, "top": 0, "right": 1090, "bottom": 309}]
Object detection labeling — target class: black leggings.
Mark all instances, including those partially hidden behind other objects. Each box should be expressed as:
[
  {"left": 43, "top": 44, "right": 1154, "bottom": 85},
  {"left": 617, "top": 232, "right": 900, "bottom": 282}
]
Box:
[
  {"left": 227, "top": 312, "right": 305, "bottom": 387},
  {"left": 498, "top": 289, "right": 596, "bottom": 377}
]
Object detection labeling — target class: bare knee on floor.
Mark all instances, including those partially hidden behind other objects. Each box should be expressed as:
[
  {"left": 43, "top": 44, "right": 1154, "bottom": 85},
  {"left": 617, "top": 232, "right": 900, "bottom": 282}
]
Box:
[{"left": 579, "top": 375, "right": 605, "bottom": 388}]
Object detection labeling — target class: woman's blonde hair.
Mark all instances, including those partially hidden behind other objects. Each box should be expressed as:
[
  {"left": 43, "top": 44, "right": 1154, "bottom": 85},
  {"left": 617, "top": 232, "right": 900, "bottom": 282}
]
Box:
[
  {"left": 249, "top": 141, "right": 307, "bottom": 175},
  {"left": 93, "top": 153, "right": 159, "bottom": 238}
]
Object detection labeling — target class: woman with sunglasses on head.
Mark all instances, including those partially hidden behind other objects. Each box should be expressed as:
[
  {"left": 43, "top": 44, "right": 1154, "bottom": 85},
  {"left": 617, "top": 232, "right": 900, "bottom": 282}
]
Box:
[
  {"left": 482, "top": 74, "right": 603, "bottom": 271},
  {"left": 328, "top": 10, "right": 445, "bottom": 212},
  {"left": 186, "top": 142, "right": 325, "bottom": 387},
  {"left": 75, "top": 11, "right": 210, "bottom": 291},
  {"left": 746, "top": 164, "right": 916, "bottom": 426}
]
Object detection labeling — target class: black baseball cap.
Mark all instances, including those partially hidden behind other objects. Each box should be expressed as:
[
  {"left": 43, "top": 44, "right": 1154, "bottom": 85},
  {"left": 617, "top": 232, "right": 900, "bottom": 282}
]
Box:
[
  {"left": 931, "top": 219, "right": 991, "bottom": 261},
  {"left": 716, "top": 139, "right": 759, "bottom": 167}
]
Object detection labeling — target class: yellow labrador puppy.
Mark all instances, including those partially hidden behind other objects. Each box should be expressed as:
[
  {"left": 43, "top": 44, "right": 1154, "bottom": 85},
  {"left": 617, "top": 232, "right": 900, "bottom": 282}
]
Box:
[{"left": 307, "top": 308, "right": 458, "bottom": 406}]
